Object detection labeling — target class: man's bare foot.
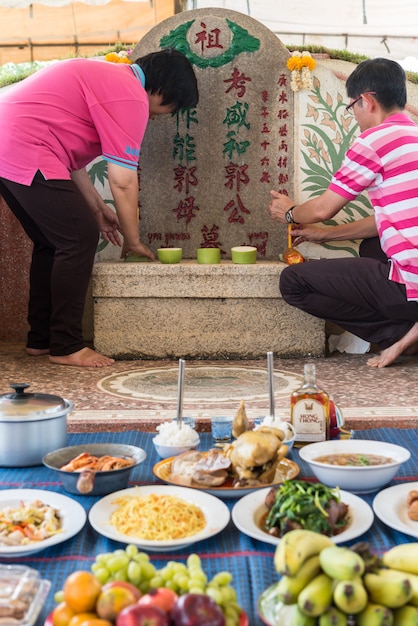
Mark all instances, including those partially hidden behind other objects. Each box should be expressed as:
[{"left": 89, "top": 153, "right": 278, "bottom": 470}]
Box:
[
  {"left": 367, "top": 322, "right": 418, "bottom": 368},
  {"left": 49, "top": 347, "right": 115, "bottom": 367},
  {"left": 26, "top": 347, "right": 50, "bottom": 356}
]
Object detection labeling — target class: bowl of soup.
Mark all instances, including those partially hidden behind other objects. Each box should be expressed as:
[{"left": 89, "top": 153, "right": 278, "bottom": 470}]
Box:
[{"left": 298, "top": 439, "right": 410, "bottom": 493}]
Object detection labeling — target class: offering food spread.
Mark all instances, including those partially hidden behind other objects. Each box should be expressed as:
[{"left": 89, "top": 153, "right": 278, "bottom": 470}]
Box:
[{"left": 1, "top": 428, "right": 416, "bottom": 626}]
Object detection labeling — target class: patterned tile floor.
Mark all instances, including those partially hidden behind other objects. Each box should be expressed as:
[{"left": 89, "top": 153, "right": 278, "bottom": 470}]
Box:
[{"left": 1, "top": 341, "right": 418, "bottom": 432}]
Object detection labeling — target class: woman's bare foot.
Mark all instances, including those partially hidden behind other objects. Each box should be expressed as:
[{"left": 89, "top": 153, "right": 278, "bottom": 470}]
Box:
[
  {"left": 26, "top": 347, "right": 50, "bottom": 356},
  {"left": 367, "top": 322, "right": 418, "bottom": 368},
  {"left": 49, "top": 347, "right": 115, "bottom": 367}
]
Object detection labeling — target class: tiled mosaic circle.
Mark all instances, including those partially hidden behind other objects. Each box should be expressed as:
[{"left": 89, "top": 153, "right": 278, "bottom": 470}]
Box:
[{"left": 98, "top": 366, "right": 304, "bottom": 404}]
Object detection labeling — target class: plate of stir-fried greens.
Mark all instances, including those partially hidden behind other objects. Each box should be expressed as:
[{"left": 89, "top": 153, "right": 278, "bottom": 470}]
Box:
[{"left": 232, "top": 480, "right": 374, "bottom": 545}]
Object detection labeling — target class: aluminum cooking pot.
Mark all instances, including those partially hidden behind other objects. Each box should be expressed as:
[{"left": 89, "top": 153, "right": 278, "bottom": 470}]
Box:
[{"left": 0, "top": 383, "right": 73, "bottom": 467}]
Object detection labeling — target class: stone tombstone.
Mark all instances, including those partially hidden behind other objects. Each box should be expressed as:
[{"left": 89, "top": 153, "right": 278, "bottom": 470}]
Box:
[{"left": 131, "top": 8, "right": 293, "bottom": 259}]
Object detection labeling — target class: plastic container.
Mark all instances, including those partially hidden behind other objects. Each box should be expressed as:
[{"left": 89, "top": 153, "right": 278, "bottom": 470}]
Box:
[{"left": 0, "top": 564, "right": 51, "bottom": 626}]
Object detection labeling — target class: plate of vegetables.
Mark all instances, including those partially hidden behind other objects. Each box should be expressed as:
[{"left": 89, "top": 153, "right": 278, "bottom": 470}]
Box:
[{"left": 231, "top": 480, "right": 374, "bottom": 545}]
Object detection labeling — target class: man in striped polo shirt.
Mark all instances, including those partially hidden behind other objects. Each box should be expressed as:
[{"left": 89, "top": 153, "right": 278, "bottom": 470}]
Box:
[{"left": 269, "top": 58, "right": 418, "bottom": 368}]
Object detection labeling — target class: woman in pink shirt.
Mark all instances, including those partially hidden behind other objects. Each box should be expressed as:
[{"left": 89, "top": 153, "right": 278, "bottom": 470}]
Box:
[
  {"left": 269, "top": 58, "right": 418, "bottom": 368},
  {"left": 0, "top": 49, "right": 198, "bottom": 367}
]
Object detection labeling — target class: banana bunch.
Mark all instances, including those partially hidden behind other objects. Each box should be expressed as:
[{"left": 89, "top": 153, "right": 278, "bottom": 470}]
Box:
[{"left": 272, "top": 530, "right": 418, "bottom": 626}]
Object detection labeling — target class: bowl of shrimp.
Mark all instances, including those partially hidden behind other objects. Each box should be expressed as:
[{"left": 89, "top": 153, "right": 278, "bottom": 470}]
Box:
[{"left": 42, "top": 443, "right": 147, "bottom": 496}]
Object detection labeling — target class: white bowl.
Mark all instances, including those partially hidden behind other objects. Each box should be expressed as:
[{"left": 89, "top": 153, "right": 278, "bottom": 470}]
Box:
[
  {"left": 152, "top": 434, "right": 200, "bottom": 459},
  {"left": 298, "top": 439, "right": 410, "bottom": 494}
]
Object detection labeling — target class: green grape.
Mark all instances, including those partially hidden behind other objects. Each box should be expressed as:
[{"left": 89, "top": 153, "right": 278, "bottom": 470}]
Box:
[
  {"left": 187, "top": 554, "right": 201, "bottom": 568},
  {"left": 107, "top": 554, "right": 129, "bottom": 573},
  {"left": 220, "top": 586, "right": 237, "bottom": 605},
  {"left": 189, "top": 569, "right": 207, "bottom": 586},
  {"left": 125, "top": 544, "right": 139, "bottom": 559},
  {"left": 95, "top": 552, "right": 112, "bottom": 564},
  {"left": 211, "top": 571, "right": 233, "bottom": 586},
  {"left": 93, "top": 566, "right": 111, "bottom": 584},
  {"left": 206, "top": 586, "right": 223, "bottom": 605},
  {"left": 54, "top": 590, "right": 64, "bottom": 604},
  {"left": 174, "top": 573, "right": 190, "bottom": 591},
  {"left": 149, "top": 575, "right": 164, "bottom": 588},
  {"left": 140, "top": 561, "right": 157, "bottom": 579},
  {"left": 127, "top": 560, "right": 142, "bottom": 585},
  {"left": 133, "top": 551, "right": 151, "bottom": 563},
  {"left": 113, "top": 567, "right": 128, "bottom": 581},
  {"left": 188, "top": 584, "right": 206, "bottom": 595},
  {"left": 139, "top": 579, "right": 151, "bottom": 594}
]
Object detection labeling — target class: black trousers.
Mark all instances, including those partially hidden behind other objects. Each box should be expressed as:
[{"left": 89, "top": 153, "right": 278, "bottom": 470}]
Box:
[
  {"left": 0, "top": 173, "right": 99, "bottom": 356},
  {"left": 279, "top": 239, "right": 418, "bottom": 350}
]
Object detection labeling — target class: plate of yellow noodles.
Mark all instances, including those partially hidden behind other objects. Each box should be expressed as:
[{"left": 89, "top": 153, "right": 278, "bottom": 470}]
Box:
[{"left": 88, "top": 485, "right": 230, "bottom": 551}]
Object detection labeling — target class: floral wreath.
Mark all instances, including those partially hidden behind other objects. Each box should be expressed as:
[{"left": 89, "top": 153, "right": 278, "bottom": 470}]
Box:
[
  {"left": 286, "top": 51, "right": 316, "bottom": 92},
  {"left": 104, "top": 50, "right": 133, "bottom": 64}
]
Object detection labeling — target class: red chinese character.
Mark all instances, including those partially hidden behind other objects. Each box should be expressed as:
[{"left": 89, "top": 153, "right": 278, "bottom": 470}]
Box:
[
  {"left": 173, "top": 197, "right": 200, "bottom": 226},
  {"left": 260, "top": 140, "right": 270, "bottom": 151},
  {"left": 224, "top": 67, "right": 252, "bottom": 98},
  {"left": 224, "top": 162, "right": 249, "bottom": 192},
  {"left": 277, "top": 73, "right": 287, "bottom": 87},
  {"left": 224, "top": 193, "right": 251, "bottom": 223},
  {"left": 261, "top": 123, "right": 270, "bottom": 134},
  {"left": 278, "top": 124, "right": 288, "bottom": 137},
  {"left": 260, "top": 171, "right": 271, "bottom": 183},
  {"left": 201, "top": 224, "right": 222, "bottom": 249},
  {"left": 278, "top": 140, "right": 288, "bottom": 152},
  {"left": 260, "top": 156, "right": 270, "bottom": 166},
  {"left": 260, "top": 106, "right": 269, "bottom": 118},
  {"left": 278, "top": 91, "right": 288, "bottom": 105},
  {"left": 277, "top": 109, "right": 289, "bottom": 119},
  {"left": 173, "top": 165, "right": 198, "bottom": 195},
  {"left": 195, "top": 22, "right": 224, "bottom": 53},
  {"left": 278, "top": 173, "right": 289, "bottom": 185},
  {"left": 261, "top": 90, "right": 269, "bottom": 102},
  {"left": 277, "top": 156, "right": 288, "bottom": 168}
]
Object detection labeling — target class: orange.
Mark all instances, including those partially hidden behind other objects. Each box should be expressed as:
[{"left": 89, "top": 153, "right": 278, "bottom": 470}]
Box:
[
  {"left": 51, "top": 602, "right": 75, "bottom": 626},
  {"left": 63, "top": 571, "right": 102, "bottom": 613},
  {"left": 68, "top": 612, "right": 99, "bottom": 626}
]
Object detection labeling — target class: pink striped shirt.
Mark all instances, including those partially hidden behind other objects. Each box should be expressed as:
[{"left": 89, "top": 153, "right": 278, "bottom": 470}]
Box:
[{"left": 330, "top": 113, "right": 418, "bottom": 301}]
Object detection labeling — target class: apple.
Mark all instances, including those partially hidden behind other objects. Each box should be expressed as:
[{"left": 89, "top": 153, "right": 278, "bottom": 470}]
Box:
[
  {"left": 116, "top": 604, "right": 170, "bottom": 626},
  {"left": 137, "top": 588, "right": 178, "bottom": 613},
  {"left": 96, "top": 585, "right": 139, "bottom": 621},
  {"left": 102, "top": 581, "right": 142, "bottom": 601},
  {"left": 170, "top": 594, "right": 225, "bottom": 626}
]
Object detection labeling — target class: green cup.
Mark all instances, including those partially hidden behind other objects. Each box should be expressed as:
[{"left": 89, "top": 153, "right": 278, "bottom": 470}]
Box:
[
  {"left": 157, "top": 248, "right": 182, "bottom": 264},
  {"left": 197, "top": 248, "right": 221, "bottom": 264},
  {"left": 231, "top": 246, "right": 257, "bottom": 264}
]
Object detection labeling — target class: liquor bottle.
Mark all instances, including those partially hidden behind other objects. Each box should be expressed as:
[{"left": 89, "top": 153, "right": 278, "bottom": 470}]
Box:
[{"left": 291, "top": 363, "right": 330, "bottom": 445}]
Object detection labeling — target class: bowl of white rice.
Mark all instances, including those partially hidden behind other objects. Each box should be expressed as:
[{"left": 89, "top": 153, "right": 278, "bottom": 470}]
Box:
[
  {"left": 254, "top": 416, "right": 296, "bottom": 449},
  {"left": 152, "top": 421, "right": 200, "bottom": 459}
]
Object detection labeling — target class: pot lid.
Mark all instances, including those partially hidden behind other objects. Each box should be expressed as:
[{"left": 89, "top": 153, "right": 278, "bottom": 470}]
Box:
[{"left": 0, "top": 383, "right": 69, "bottom": 420}]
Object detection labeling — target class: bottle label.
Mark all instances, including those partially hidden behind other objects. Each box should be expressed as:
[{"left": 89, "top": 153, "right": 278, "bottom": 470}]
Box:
[{"left": 292, "top": 398, "right": 327, "bottom": 442}]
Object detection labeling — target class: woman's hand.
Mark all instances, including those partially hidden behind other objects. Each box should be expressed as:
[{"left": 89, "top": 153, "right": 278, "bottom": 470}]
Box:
[
  {"left": 121, "top": 240, "right": 155, "bottom": 261},
  {"left": 97, "top": 205, "right": 122, "bottom": 247}
]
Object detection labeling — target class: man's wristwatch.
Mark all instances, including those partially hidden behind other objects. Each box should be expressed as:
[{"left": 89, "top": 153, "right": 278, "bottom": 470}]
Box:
[{"left": 285, "top": 205, "right": 298, "bottom": 224}]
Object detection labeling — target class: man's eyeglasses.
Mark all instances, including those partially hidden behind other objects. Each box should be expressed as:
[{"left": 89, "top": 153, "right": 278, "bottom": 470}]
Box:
[{"left": 345, "top": 91, "right": 377, "bottom": 112}]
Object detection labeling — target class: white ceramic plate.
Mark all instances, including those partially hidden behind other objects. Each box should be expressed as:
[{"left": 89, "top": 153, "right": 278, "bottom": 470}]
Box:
[
  {"left": 373, "top": 481, "right": 418, "bottom": 538},
  {"left": 0, "top": 489, "right": 86, "bottom": 557},
  {"left": 232, "top": 487, "right": 374, "bottom": 546},
  {"left": 88, "top": 485, "right": 230, "bottom": 551},
  {"left": 153, "top": 455, "right": 300, "bottom": 499}
]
